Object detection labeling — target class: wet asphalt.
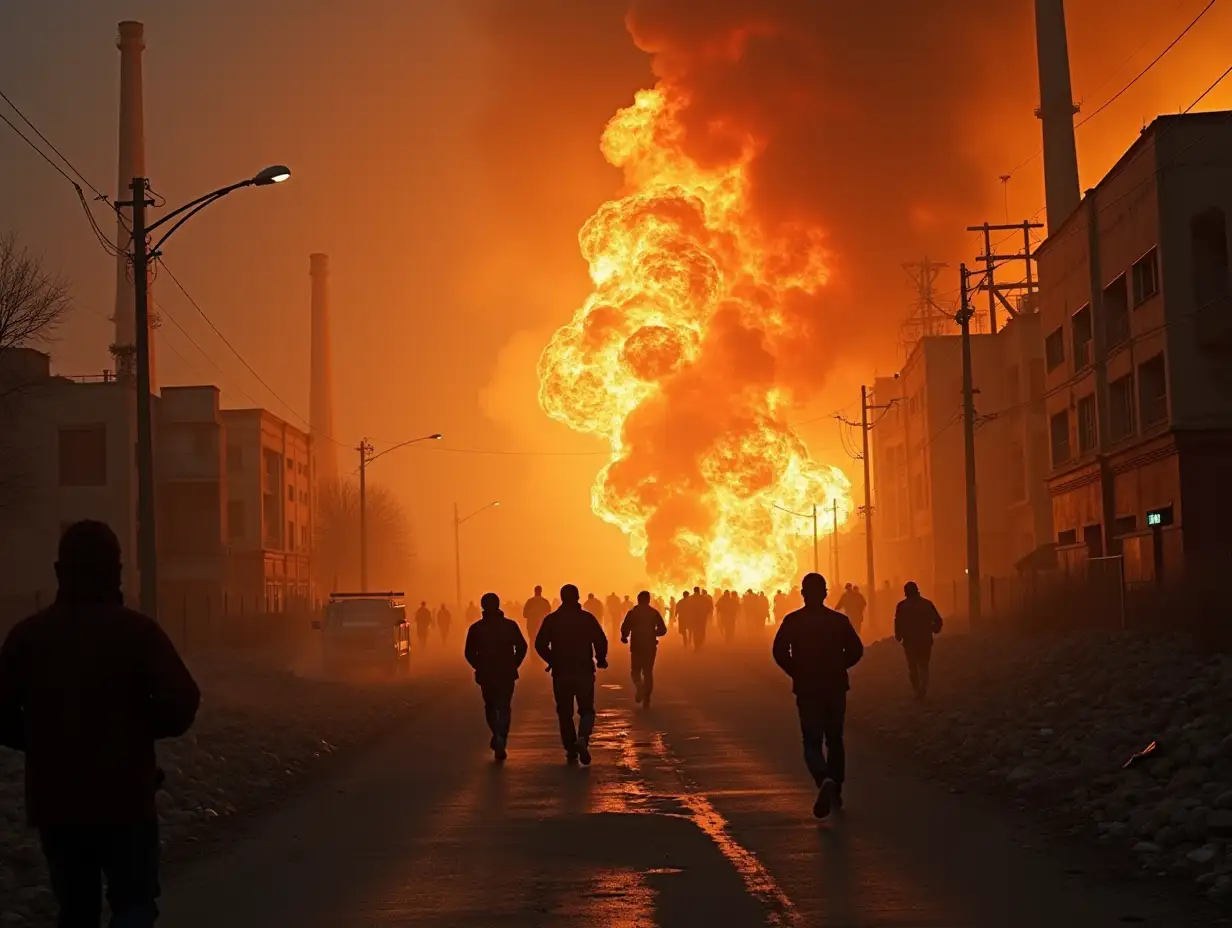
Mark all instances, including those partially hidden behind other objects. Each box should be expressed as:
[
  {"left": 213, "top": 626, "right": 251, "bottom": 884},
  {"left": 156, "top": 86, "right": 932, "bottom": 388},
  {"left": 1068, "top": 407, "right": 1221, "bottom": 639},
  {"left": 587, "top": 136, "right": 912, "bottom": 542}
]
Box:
[{"left": 160, "top": 635, "right": 1208, "bottom": 927}]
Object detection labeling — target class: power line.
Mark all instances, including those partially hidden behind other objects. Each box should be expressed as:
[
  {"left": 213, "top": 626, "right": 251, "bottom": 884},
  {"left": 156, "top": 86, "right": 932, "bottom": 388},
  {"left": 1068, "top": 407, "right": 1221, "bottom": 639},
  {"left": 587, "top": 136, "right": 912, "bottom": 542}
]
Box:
[
  {"left": 423, "top": 445, "right": 608, "bottom": 457},
  {"left": 0, "top": 87, "right": 109, "bottom": 199}
]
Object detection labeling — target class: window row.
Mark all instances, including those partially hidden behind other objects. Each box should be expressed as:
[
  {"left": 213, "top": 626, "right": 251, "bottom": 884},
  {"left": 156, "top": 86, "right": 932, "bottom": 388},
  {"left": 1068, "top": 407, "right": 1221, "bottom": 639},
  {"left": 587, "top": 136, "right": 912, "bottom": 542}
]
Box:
[{"left": 1049, "top": 353, "right": 1168, "bottom": 467}]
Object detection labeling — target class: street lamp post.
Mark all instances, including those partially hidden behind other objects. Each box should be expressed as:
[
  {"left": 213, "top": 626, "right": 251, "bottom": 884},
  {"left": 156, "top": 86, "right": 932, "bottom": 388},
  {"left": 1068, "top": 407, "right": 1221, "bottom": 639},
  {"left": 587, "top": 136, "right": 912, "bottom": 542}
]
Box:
[
  {"left": 356, "top": 433, "right": 442, "bottom": 590},
  {"left": 119, "top": 165, "right": 291, "bottom": 618},
  {"left": 454, "top": 500, "right": 500, "bottom": 611}
]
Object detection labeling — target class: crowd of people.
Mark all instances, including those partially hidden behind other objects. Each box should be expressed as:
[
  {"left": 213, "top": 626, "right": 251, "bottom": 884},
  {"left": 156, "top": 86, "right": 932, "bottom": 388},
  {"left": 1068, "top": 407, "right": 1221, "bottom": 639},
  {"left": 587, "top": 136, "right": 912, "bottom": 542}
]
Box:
[{"left": 0, "top": 519, "right": 947, "bottom": 926}]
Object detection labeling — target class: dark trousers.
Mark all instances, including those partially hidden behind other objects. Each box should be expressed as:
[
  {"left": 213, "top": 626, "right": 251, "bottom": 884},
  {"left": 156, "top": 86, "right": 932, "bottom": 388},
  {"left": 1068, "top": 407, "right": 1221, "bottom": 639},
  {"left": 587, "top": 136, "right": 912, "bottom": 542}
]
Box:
[
  {"left": 630, "top": 648, "right": 658, "bottom": 698},
  {"left": 38, "top": 822, "right": 160, "bottom": 928},
  {"left": 480, "top": 680, "right": 515, "bottom": 740},
  {"left": 552, "top": 674, "right": 596, "bottom": 750},
  {"left": 796, "top": 689, "right": 847, "bottom": 787},
  {"left": 904, "top": 643, "right": 932, "bottom": 696},
  {"left": 416, "top": 627, "right": 430, "bottom": 647}
]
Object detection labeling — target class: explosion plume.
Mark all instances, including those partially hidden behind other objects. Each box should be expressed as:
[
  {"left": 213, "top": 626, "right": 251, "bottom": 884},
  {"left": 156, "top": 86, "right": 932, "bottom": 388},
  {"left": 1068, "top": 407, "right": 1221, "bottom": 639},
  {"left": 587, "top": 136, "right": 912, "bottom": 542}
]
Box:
[{"left": 537, "top": 13, "right": 852, "bottom": 592}]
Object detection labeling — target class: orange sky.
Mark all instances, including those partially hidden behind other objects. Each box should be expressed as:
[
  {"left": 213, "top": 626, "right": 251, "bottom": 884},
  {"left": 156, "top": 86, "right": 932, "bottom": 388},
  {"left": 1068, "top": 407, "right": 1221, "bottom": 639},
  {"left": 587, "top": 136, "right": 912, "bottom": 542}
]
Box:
[{"left": 1, "top": 0, "right": 1229, "bottom": 602}]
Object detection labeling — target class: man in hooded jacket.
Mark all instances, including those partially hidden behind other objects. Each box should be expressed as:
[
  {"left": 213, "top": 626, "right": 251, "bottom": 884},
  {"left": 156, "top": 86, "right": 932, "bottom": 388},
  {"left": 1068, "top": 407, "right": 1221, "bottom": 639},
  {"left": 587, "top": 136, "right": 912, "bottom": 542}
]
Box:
[
  {"left": 463, "top": 592, "right": 528, "bottom": 761},
  {"left": 620, "top": 591, "right": 667, "bottom": 707},
  {"left": 535, "top": 584, "right": 608, "bottom": 765}
]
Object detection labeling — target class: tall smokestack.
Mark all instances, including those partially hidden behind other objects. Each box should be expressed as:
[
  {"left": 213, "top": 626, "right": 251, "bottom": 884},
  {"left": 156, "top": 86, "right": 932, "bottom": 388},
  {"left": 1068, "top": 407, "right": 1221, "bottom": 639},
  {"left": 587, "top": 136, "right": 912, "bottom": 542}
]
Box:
[
  {"left": 1034, "top": 0, "right": 1082, "bottom": 233},
  {"left": 113, "top": 20, "right": 155, "bottom": 389},
  {"left": 309, "top": 254, "right": 337, "bottom": 486}
]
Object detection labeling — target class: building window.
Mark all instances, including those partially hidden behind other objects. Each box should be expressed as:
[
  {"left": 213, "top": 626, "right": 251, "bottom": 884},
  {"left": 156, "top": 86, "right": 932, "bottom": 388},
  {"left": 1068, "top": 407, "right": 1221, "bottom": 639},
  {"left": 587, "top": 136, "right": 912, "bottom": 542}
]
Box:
[
  {"left": 1083, "top": 524, "right": 1104, "bottom": 558},
  {"left": 1191, "top": 209, "right": 1229, "bottom": 308},
  {"left": 1113, "top": 514, "right": 1137, "bottom": 537},
  {"left": 1076, "top": 394, "right": 1097, "bottom": 454},
  {"left": 1050, "top": 410, "right": 1071, "bottom": 466},
  {"left": 1132, "top": 247, "right": 1160, "bottom": 305},
  {"left": 1058, "top": 528, "right": 1078, "bottom": 546},
  {"left": 287, "top": 520, "right": 296, "bottom": 551},
  {"left": 58, "top": 426, "right": 107, "bottom": 486},
  {"left": 1072, "top": 305, "right": 1092, "bottom": 369},
  {"left": 286, "top": 457, "right": 294, "bottom": 471},
  {"left": 228, "top": 501, "right": 245, "bottom": 542},
  {"left": 288, "top": 484, "right": 295, "bottom": 502},
  {"left": 227, "top": 445, "right": 243, "bottom": 474},
  {"left": 300, "top": 489, "right": 308, "bottom": 504},
  {"left": 301, "top": 524, "right": 310, "bottom": 549},
  {"left": 1109, "top": 374, "right": 1135, "bottom": 442},
  {"left": 1104, "top": 274, "right": 1129, "bottom": 347},
  {"left": 1138, "top": 353, "right": 1168, "bottom": 427},
  {"left": 1045, "top": 326, "right": 1065, "bottom": 371}
]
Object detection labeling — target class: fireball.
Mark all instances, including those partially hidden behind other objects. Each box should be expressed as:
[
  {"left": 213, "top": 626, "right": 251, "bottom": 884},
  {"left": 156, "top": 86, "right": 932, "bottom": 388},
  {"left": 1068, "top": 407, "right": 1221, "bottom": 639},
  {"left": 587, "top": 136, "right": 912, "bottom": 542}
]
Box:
[{"left": 538, "top": 82, "right": 852, "bottom": 592}]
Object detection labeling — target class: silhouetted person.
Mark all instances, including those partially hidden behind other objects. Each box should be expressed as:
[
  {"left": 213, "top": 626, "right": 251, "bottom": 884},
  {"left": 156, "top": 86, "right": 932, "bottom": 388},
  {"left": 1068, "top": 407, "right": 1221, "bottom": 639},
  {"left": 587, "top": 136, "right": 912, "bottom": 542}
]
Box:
[
  {"left": 835, "top": 582, "right": 854, "bottom": 614},
  {"left": 436, "top": 604, "right": 452, "bottom": 643},
  {"left": 523, "top": 585, "right": 550, "bottom": 644},
  {"left": 773, "top": 589, "right": 787, "bottom": 625},
  {"left": 693, "top": 587, "right": 712, "bottom": 650},
  {"left": 584, "top": 592, "right": 604, "bottom": 632},
  {"left": 463, "top": 592, "right": 528, "bottom": 762},
  {"left": 465, "top": 601, "right": 480, "bottom": 624},
  {"left": 0, "top": 520, "right": 200, "bottom": 926},
  {"left": 604, "top": 593, "right": 622, "bottom": 638},
  {"left": 535, "top": 584, "right": 608, "bottom": 765},
  {"left": 414, "top": 601, "right": 433, "bottom": 648},
  {"left": 716, "top": 590, "right": 738, "bottom": 643},
  {"left": 772, "top": 572, "right": 864, "bottom": 819},
  {"left": 846, "top": 585, "right": 867, "bottom": 637},
  {"left": 677, "top": 591, "right": 692, "bottom": 646},
  {"left": 894, "top": 581, "right": 943, "bottom": 699},
  {"left": 620, "top": 591, "right": 667, "bottom": 707}
]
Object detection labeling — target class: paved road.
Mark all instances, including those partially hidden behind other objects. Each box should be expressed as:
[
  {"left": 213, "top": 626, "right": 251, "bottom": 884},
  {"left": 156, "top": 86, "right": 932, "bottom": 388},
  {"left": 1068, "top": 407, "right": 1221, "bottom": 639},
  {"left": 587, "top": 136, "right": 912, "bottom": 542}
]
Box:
[{"left": 162, "top": 637, "right": 1202, "bottom": 927}]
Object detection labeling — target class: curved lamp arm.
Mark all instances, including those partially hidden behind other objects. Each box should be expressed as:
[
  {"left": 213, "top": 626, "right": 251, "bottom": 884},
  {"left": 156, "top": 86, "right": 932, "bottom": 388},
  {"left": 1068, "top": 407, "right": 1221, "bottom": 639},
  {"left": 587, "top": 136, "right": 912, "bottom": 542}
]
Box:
[
  {"left": 458, "top": 501, "right": 500, "bottom": 525},
  {"left": 146, "top": 165, "right": 291, "bottom": 257},
  {"left": 366, "top": 433, "right": 443, "bottom": 466}
]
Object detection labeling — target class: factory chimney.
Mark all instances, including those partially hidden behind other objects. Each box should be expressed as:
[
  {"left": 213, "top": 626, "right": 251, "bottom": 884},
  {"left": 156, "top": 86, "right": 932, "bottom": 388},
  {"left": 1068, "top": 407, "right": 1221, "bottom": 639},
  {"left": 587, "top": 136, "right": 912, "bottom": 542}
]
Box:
[
  {"left": 113, "top": 20, "right": 155, "bottom": 389},
  {"left": 1034, "top": 0, "right": 1082, "bottom": 233},
  {"left": 309, "top": 254, "right": 338, "bottom": 486}
]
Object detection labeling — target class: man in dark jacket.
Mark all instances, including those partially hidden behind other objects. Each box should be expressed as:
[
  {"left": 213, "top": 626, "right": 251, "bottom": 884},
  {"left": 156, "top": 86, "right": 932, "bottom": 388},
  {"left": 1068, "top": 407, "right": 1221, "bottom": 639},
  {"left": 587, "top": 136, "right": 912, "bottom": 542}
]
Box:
[
  {"left": 0, "top": 520, "right": 201, "bottom": 927},
  {"left": 772, "top": 572, "right": 864, "bottom": 819},
  {"left": 620, "top": 591, "right": 667, "bottom": 708},
  {"left": 463, "top": 592, "right": 528, "bottom": 761},
  {"left": 535, "top": 584, "right": 608, "bottom": 765},
  {"left": 894, "top": 581, "right": 943, "bottom": 700},
  {"left": 414, "top": 601, "right": 433, "bottom": 648}
]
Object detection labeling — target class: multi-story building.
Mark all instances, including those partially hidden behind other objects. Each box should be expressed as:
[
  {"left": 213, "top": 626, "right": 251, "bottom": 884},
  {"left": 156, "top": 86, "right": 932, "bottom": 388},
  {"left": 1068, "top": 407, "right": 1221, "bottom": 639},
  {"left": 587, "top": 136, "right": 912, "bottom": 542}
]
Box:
[
  {"left": 1037, "top": 111, "right": 1232, "bottom": 584},
  {"left": 0, "top": 348, "right": 314, "bottom": 614},
  {"left": 871, "top": 315, "right": 1054, "bottom": 612}
]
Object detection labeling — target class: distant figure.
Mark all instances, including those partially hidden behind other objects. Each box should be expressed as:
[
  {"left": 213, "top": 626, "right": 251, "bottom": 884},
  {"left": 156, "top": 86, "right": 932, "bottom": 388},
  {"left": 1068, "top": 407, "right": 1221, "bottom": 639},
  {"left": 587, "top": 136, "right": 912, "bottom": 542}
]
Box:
[
  {"left": 772, "top": 572, "right": 864, "bottom": 819},
  {"left": 716, "top": 591, "right": 739, "bottom": 643},
  {"left": 846, "top": 585, "right": 867, "bottom": 637},
  {"left": 835, "top": 583, "right": 854, "bottom": 614},
  {"left": 535, "top": 585, "right": 608, "bottom": 765},
  {"left": 414, "top": 601, "right": 433, "bottom": 648},
  {"left": 604, "top": 592, "right": 622, "bottom": 638},
  {"left": 677, "top": 591, "right": 692, "bottom": 646},
  {"left": 465, "top": 601, "right": 480, "bottom": 624},
  {"left": 694, "top": 587, "right": 713, "bottom": 650},
  {"left": 620, "top": 591, "right": 667, "bottom": 707},
  {"left": 584, "top": 592, "right": 605, "bottom": 633},
  {"left": 894, "top": 581, "right": 944, "bottom": 699},
  {"left": 0, "top": 520, "right": 201, "bottom": 926},
  {"left": 436, "top": 604, "right": 453, "bottom": 643},
  {"left": 522, "top": 585, "right": 551, "bottom": 645},
  {"left": 463, "top": 592, "right": 528, "bottom": 761},
  {"left": 773, "top": 589, "right": 787, "bottom": 625},
  {"left": 668, "top": 596, "right": 677, "bottom": 628}
]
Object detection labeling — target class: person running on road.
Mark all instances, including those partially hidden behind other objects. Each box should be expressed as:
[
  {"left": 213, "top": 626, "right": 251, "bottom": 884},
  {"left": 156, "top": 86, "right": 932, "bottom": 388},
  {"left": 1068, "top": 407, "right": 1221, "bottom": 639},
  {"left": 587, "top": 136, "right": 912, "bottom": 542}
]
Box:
[
  {"left": 676, "top": 591, "right": 692, "bottom": 647},
  {"left": 772, "top": 572, "right": 864, "bottom": 819},
  {"left": 894, "top": 581, "right": 943, "bottom": 700},
  {"left": 535, "top": 585, "right": 608, "bottom": 765},
  {"left": 835, "top": 583, "right": 855, "bottom": 616},
  {"left": 0, "top": 521, "right": 201, "bottom": 926},
  {"left": 414, "top": 601, "right": 433, "bottom": 648},
  {"left": 522, "top": 585, "right": 551, "bottom": 645},
  {"left": 436, "top": 604, "right": 452, "bottom": 644},
  {"left": 463, "top": 592, "right": 528, "bottom": 762},
  {"left": 620, "top": 591, "right": 667, "bottom": 707},
  {"left": 846, "top": 584, "right": 867, "bottom": 638}
]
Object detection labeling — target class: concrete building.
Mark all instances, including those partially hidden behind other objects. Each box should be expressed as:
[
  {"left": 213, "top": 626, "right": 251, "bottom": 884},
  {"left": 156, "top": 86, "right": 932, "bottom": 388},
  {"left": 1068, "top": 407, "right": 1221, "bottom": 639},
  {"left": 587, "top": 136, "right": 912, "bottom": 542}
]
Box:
[
  {"left": 1037, "top": 111, "right": 1232, "bottom": 585},
  {"left": 871, "top": 318, "right": 1054, "bottom": 612},
  {"left": 0, "top": 348, "right": 314, "bottom": 614}
]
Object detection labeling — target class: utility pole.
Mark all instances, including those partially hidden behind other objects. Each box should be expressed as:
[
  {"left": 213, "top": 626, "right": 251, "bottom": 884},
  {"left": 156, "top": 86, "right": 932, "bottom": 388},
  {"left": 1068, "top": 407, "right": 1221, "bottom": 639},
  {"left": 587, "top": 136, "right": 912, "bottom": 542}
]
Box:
[
  {"left": 860, "top": 386, "right": 875, "bottom": 619},
  {"left": 357, "top": 439, "right": 373, "bottom": 590},
  {"left": 453, "top": 502, "right": 462, "bottom": 612},
  {"left": 811, "top": 503, "right": 819, "bottom": 574},
  {"left": 119, "top": 177, "right": 158, "bottom": 618},
  {"left": 958, "top": 265, "right": 983, "bottom": 625},
  {"left": 967, "top": 220, "right": 1044, "bottom": 333},
  {"left": 832, "top": 498, "right": 840, "bottom": 587}
]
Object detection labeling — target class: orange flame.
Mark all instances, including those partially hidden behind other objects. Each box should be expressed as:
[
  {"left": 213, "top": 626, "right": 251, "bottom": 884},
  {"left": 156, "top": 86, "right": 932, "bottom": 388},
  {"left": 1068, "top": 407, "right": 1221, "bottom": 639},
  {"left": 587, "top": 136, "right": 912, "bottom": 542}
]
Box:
[{"left": 538, "top": 83, "right": 852, "bottom": 592}]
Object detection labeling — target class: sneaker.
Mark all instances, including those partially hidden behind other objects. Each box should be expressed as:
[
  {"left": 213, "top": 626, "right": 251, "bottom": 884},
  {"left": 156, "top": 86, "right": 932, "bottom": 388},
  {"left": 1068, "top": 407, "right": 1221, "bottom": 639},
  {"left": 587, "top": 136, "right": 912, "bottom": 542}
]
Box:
[
  {"left": 493, "top": 735, "right": 507, "bottom": 762},
  {"left": 577, "top": 740, "right": 592, "bottom": 766},
  {"left": 813, "top": 778, "right": 838, "bottom": 819}
]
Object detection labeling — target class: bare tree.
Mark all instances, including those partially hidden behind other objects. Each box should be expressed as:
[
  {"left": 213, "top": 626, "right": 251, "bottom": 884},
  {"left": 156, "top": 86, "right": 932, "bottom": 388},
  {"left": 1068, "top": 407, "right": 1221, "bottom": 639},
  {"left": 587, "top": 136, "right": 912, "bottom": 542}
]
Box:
[
  {"left": 315, "top": 478, "right": 415, "bottom": 594},
  {"left": 0, "top": 232, "right": 72, "bottom": 353}
]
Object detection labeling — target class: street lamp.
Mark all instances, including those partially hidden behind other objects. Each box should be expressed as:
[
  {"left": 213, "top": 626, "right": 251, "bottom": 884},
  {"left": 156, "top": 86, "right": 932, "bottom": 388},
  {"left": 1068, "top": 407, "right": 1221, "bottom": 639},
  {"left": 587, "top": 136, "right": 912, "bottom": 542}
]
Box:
[
  {"left": 356, "top": 433, "right": 442, "bottom": 590},
  {"left": 119, "top": 165, "right": 292, "bottom": 619},
  {"left": 454, "top": 500, "right": 500, "bottom": 611}
]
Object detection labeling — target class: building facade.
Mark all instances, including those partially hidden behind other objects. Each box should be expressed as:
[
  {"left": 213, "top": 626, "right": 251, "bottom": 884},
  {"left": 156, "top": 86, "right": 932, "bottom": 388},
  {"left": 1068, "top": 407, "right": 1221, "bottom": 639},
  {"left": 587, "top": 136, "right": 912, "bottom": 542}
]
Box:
[{"left": 1037, "top": 112, "right": 1232, "bottom": 585}]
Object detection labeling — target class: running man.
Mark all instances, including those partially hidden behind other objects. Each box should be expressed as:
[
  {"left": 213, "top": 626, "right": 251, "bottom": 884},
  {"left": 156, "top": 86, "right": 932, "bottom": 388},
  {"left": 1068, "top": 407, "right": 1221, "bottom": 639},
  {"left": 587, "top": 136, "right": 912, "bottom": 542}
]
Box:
[
  {"left": 463, "top": 592, "right": 528, "bottom": 761},
  {"left": 620, "top": 591, "right": 667, "bottom": 708},
  {"left": 535, "top": 585, "right": 608, "bottom": 765}
]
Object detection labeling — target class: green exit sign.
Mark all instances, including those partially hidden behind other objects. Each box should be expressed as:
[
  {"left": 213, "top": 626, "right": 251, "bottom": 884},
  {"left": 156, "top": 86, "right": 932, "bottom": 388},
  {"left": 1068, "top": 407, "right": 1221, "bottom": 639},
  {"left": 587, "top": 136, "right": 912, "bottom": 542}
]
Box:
[{"left": 1147, "top": 507, "right": 1173, "bottom": 527}]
